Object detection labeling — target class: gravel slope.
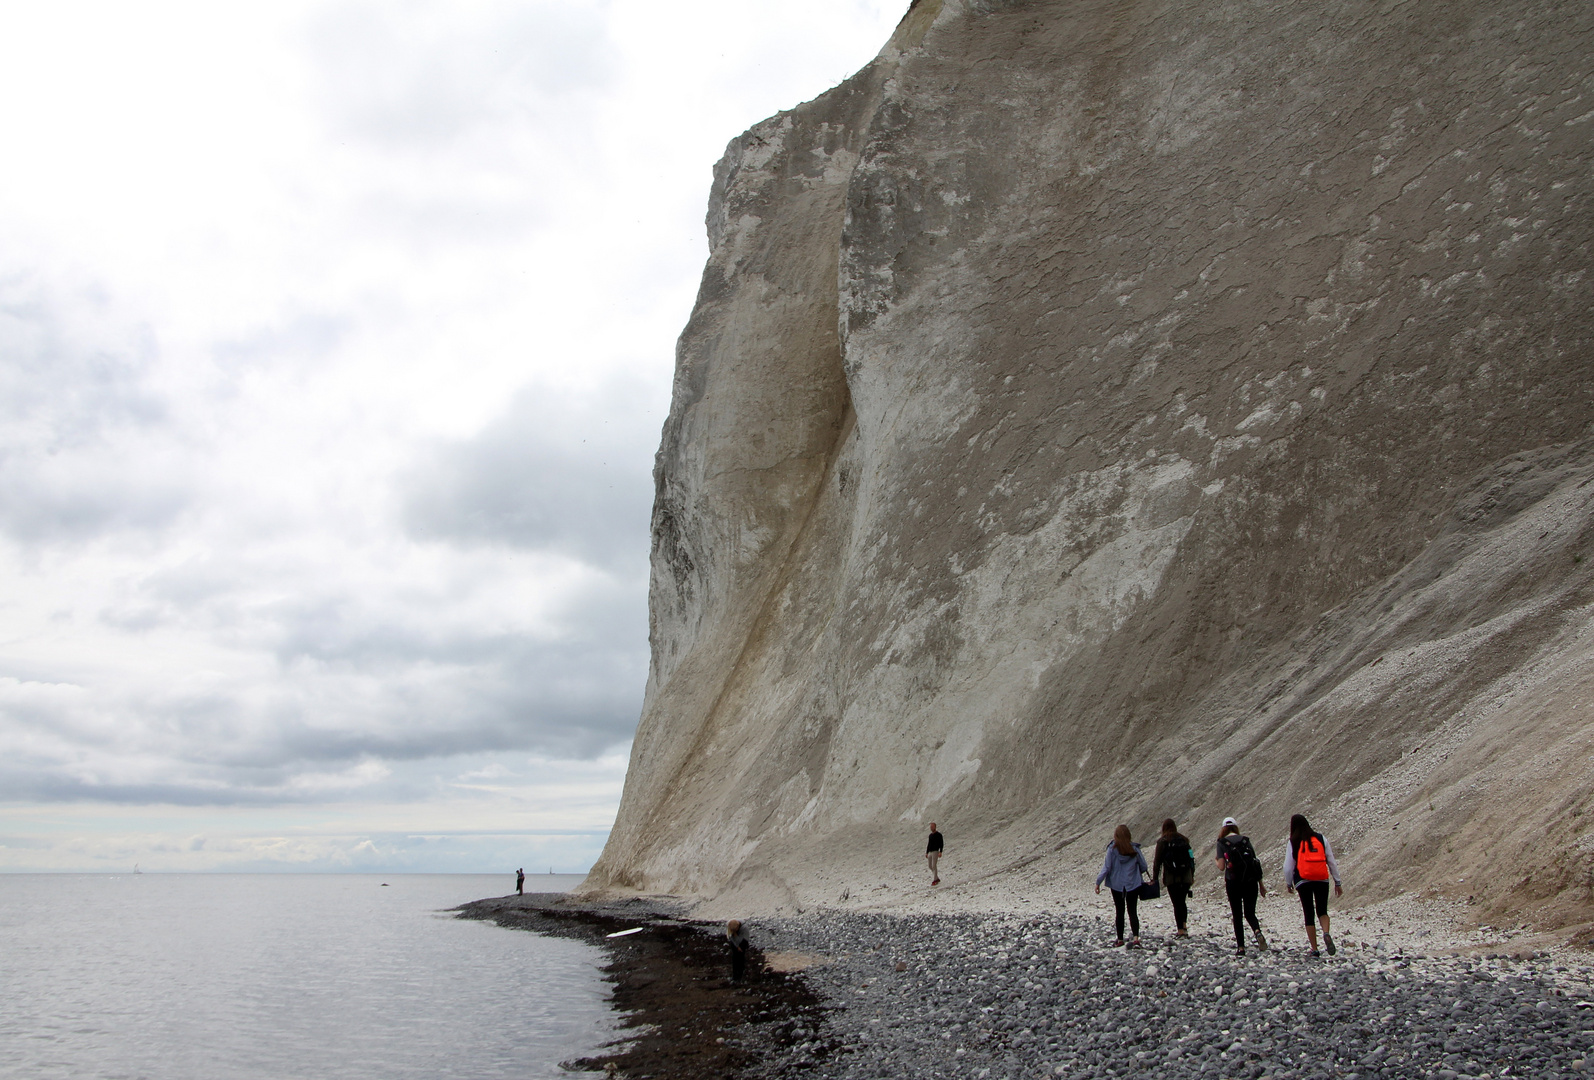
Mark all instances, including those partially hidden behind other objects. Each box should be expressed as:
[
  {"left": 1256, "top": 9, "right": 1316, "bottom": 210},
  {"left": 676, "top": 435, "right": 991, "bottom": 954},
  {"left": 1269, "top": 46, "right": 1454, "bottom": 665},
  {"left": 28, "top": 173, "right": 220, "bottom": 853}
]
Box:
[{"left": 740, "top": 909, "right": 1594, "bottom": 1080}]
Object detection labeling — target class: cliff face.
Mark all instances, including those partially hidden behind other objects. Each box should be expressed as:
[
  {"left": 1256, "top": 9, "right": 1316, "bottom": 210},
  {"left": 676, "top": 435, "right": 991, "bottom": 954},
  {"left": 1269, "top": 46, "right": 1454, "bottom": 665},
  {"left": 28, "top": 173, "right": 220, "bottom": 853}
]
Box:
[{"left": 585, "top": 0, "right": 1594, "bottom": 937}]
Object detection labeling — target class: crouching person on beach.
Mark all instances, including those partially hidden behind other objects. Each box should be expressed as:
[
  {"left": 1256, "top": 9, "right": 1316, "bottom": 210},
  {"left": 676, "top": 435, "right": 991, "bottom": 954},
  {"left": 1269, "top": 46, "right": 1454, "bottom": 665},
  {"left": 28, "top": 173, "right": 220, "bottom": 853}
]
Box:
[
  {"left": 726, "top": 920, "right": 750, "bottom": 982},
  {"left": 1095, "top": 825, "right": 1149, "bottom": 948},
  {"left": 1284, "top": 814, "right": 1343, "bottom": 957}
]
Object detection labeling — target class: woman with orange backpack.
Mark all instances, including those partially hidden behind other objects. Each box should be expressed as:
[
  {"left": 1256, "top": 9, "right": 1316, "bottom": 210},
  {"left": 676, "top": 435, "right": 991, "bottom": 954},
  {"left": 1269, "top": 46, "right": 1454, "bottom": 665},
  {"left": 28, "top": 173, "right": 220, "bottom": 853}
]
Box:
[{"left": 1284, "top": 813, "right": 1342, "bottom": 956}]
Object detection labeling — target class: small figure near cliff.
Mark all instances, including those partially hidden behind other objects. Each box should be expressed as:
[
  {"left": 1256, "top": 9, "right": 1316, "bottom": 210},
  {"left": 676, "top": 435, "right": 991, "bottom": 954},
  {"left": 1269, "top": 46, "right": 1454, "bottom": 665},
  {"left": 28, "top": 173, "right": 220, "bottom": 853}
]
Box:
[
  {"left": 1284, "top": 813, "right": 1343, "bottom": 957},
  {"left": 1152, "top": 818, "right": 1196, "bottom": 937},
  {"left": 1216, "top": 817, "right": 1268, "bottom": 955},
  {"left": 726, "top": 919, "right": 750, "bottom": 982},
  {"left": 515, "top": 868, "right": 524, "bottom": 895},
  {"left": 926, "top": 823, "right": 944, "bottom": 886},
  {"left": 1095, "top": 824, "right": 1149, "bottom": 947}
]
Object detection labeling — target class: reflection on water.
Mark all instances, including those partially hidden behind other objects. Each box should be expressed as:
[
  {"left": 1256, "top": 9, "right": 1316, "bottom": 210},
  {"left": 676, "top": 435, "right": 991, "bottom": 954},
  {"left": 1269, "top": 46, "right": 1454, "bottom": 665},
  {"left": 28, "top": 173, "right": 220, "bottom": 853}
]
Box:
[{"left": 0, "top": 874, "right": 612, "bottom": 1080}]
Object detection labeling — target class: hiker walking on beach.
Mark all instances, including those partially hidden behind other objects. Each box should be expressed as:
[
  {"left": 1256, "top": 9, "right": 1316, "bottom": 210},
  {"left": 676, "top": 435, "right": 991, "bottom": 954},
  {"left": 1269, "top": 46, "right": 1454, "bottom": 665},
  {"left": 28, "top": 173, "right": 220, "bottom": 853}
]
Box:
[
  {"left": 1095, "top": 824, "right": 1149, "bottom": 947},
  {"left": 1284, "top": 813, "right": 1343, "bottom": 957},
  {"left": 1152, "top": 818, "right": 1196, "bottom": 937},
  {"left": 1216, "top": 817, "right": 1268, "bottom": 955},
  {"left": 926, "top": 823, "right": 944, "bottom": 886},
  {"left": 515, "top": 868, "right": 524, "bottom": 895},
  {"left": 726, "top": 919, "right": 750, "bottom": 982}
]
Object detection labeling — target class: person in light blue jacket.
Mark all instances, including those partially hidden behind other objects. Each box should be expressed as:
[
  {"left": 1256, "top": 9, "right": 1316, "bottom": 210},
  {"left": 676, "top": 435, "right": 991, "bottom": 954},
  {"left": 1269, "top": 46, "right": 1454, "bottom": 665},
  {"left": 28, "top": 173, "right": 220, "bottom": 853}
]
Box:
[{"left": 1094, "top": 824, "right": 1149, "bottom": 947}]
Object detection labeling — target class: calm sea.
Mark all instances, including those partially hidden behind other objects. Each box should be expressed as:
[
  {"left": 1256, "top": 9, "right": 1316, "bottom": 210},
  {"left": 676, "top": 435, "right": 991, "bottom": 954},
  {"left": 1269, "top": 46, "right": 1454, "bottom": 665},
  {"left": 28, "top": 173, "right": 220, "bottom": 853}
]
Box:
[{"left": 0, "top": 874, "right": 614, "bottom": 1080}]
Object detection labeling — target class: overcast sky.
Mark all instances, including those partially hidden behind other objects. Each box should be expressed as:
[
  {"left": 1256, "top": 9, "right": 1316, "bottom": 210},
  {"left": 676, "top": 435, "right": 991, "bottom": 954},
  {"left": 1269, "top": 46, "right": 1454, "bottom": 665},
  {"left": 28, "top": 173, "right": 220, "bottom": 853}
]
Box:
[{"left": 0, "top": 0, "right": 905, "bottom": 873}]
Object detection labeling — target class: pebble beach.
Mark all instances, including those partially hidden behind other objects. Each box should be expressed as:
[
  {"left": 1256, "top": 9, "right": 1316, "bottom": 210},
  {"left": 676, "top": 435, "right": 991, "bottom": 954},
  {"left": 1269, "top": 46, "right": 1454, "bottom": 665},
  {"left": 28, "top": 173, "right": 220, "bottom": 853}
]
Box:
[
  {"left": 745, "top": 908, "right": 1594, "bottom": 1080},
  {"left": 462, "top": 888, "right": 1594, "bottom": 1080}
]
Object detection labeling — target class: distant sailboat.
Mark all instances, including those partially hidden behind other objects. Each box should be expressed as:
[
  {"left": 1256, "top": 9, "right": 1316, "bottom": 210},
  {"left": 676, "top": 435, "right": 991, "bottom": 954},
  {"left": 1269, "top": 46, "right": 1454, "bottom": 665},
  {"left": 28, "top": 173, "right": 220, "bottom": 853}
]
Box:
[{"left": 133, "top": 864, "right": 141, "bottom": 874}]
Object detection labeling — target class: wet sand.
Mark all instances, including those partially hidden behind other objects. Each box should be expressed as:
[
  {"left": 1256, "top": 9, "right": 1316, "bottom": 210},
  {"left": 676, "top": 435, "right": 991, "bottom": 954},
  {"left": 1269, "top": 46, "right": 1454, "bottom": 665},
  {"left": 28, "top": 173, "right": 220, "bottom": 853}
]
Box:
[{"left": 455, "top": 894, "right": 824, "bottom": 1079}]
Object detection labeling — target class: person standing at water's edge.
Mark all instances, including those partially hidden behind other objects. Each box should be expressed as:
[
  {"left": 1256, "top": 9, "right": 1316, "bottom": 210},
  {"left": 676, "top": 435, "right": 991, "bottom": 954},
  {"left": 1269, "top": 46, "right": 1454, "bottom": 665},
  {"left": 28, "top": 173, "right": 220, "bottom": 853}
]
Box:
[
  {"left": 1216, "top": 817, "right": 1268, "bottom": 956},
  {"left": 516, "top": 868, "right": 524, "bottom": 895},
  {"left": 926, "top": 823, "right": 944, "bottom": 885},
  {"left": 726, "top": 920, "right": 750, "bottom": 982},
  {"left": 1284, "top": 813, "right": 1343, "bottom": 957},
  {"left": 1152, "top": 818, "right": 1196, "bottom": 937},
  {"left": 1095, "top": 825, "right": 1148, "bottom": 947}
]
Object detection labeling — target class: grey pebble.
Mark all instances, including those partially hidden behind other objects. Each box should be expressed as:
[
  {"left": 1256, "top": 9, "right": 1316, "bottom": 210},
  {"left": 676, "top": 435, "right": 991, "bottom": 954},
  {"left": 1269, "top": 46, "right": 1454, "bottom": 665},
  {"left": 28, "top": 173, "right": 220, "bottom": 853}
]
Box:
[{"left": 733, "top": 909, "right": 1594, "bottom": 1080}]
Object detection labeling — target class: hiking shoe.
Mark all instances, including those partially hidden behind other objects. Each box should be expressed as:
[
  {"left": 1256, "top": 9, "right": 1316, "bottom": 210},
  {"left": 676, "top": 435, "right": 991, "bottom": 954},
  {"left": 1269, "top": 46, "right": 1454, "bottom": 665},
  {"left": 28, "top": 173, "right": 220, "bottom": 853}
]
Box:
[
  {"left": 1254, "top": 929, "right": 1269, "bottom": 951},
  {"left": 1325, "top": 933, "right": 1336, "bottom": 955},
  {"left": 1129, "top": 937, "right": 1141, "bottom": 948},
  {"left": 1308, "top": 948, "right": 1321, "bottom": 958},
  {"left": 1112, "top": 938, "right": 1124, "bottom": 947},
  {"left": 931, "top": 878, "right": 939, "bottom": 886},
  {"left": 1235, "top": 945, "right": 1246, "bottom": 956}
]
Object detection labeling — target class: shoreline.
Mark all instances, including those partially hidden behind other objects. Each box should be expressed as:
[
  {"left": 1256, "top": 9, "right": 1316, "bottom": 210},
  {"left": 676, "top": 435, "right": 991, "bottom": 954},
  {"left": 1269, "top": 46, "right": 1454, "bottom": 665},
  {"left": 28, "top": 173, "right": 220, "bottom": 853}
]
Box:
[
  {"left": 463, "top": 890, "right": 1594, "bottom": 1078},
  {"left": 456, "top": 893, "right": 826, "bottom": 1079}
]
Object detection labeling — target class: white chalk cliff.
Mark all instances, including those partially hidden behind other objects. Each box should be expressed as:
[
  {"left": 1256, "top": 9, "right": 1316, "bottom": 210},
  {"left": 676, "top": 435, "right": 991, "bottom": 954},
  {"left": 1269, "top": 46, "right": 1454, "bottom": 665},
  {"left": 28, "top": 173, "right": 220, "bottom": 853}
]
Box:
[{"left": 583, "top": 0, "right": 1594, "bottom": 940}]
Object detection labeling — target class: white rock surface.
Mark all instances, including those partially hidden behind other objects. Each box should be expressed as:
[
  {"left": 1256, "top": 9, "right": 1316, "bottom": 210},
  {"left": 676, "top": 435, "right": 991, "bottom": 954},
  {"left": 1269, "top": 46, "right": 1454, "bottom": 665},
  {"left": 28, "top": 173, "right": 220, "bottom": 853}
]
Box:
[{"left": 583, "top": 0, "right": 1594, "bottom": 943}]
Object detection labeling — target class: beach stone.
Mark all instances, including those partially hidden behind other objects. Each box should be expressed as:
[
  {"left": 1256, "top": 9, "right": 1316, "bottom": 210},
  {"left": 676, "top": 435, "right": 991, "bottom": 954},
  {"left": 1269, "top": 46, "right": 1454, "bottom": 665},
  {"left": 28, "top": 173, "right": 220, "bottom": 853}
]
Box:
[{"left": 726, "top": 909, "right": 1593, "bottom": 1080}]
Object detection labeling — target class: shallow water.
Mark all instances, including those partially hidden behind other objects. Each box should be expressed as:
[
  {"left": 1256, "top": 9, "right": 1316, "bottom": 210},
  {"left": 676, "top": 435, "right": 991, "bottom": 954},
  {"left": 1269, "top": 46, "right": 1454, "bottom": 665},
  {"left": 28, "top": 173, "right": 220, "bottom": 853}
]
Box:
[{"left": 0, "top": 874, "right": 612, "bottom": 1080}]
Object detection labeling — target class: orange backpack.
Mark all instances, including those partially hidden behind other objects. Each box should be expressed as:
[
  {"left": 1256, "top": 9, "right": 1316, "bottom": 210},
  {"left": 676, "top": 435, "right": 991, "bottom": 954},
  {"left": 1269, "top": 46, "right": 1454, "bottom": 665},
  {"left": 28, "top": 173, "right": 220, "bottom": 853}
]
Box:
[{"left": 1296, "top": 835, "right": 1330, "bottom": 881}]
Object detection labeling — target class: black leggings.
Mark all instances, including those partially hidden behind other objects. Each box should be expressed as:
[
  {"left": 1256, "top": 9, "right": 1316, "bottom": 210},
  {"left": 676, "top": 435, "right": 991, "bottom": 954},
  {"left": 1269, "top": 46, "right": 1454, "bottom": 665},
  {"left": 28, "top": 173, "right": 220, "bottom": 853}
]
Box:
[
  {"left": 1225, "top": 879, "right": 1260, "bottom": 948},
  {"left": 1111, "top": 889, "right": 1140, "bottom": 939},
  {"left": 1166, "top": 882, "right": 1190, "bottom": 930},
  {"left": 1297, "top": 880, "right": 1330, "bottom": 925}
]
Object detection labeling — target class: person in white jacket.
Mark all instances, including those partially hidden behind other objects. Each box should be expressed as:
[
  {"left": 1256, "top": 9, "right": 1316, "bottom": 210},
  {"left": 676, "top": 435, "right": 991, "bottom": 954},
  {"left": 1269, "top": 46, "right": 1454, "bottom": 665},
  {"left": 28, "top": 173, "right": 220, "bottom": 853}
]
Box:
[{"left": 1284, "top": 813, "right": 1343, "bottom": 956}]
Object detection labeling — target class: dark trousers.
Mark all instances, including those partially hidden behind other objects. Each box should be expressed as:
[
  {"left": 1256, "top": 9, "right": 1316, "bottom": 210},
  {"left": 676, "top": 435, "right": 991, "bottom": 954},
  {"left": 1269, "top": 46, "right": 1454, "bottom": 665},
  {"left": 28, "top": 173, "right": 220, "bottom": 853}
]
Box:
[
  {"left": 1225, "top": 878, "right": 1260, "bottom": 948},
  {"left": 1110, "top": 889, "right": 1140, "bottom": 939},
  {"left": 1297, "top": 880, "right": 1330, "bottom": 924},
  {"left": 1166, "top": 881, "right": 1190, "bottom": 930},
  {"left": 730, "top": 943, "right": 747, "bottom": 981}
]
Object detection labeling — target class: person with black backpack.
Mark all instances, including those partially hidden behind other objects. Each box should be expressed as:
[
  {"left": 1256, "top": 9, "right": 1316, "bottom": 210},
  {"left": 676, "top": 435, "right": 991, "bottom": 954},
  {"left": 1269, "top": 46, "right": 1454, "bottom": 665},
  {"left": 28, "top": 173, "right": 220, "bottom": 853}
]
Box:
[
  {"left": 1284, "top": 813, "right": 1343, "bottom": 957},
  {"left": 1152, "top": 818, "right": 1195, "bottom": 937},
  {"left": 1215, "top": 817, "right": 1268, "bottom": 955}
]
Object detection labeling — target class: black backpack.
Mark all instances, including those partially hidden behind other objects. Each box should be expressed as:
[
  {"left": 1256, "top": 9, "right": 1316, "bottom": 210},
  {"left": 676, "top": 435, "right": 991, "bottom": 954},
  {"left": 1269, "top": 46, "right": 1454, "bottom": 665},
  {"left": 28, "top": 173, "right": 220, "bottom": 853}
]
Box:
[
  {"left": 1163, "top": 838, "right": 1195, "bottom": 884},
  {"left": 1220, "top": 833, "right": 1264, "bottom": 885}
]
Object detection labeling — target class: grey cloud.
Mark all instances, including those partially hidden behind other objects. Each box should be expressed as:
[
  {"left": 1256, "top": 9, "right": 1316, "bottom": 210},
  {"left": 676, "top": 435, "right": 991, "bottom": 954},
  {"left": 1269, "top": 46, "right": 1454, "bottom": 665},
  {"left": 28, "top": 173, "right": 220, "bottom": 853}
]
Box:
[
  {"left": 1, "top": 558, "right": 646, "bottom": 805},
  {"left": 211, "top": 312, "right": 350, "bottom": 378},
  {"left": 258, "top": 581, "right": 648, "bottom": 761},
  {"left": 0, "top": 276, "right": 190, "bottom": 543},
  {"left": 0, "top": 458, "right": 189, "bottom": 544},
  {"left": 0, "top": 631, "right": 640, "bottom": 799},
  {"left": 0, "top": 280, "right": 167, "bottom": 435},
  {"left": 400, "top": 382, "right": 658, "bottom": 569}
]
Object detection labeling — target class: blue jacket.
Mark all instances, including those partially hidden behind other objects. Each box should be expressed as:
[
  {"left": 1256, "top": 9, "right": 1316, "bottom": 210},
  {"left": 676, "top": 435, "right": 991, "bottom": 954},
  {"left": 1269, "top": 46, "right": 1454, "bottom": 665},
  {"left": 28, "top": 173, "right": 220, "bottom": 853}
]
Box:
[{"left": 1097, "top": 841, "right": 1149, "bottom": 893}]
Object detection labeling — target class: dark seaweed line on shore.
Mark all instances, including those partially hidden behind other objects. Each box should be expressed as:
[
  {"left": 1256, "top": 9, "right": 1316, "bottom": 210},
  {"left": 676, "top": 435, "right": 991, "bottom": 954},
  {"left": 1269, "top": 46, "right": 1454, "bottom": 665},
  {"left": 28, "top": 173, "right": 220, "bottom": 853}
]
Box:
[{"left": 454, "top": 894, "right": 827, "bottom": 1079}]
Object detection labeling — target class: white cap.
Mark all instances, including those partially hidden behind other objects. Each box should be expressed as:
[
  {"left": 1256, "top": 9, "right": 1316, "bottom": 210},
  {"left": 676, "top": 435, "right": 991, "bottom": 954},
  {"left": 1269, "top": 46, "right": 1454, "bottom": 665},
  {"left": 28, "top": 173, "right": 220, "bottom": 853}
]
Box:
[{"left": 1222, "top": 817, "right": 1238, "bottom": 827}]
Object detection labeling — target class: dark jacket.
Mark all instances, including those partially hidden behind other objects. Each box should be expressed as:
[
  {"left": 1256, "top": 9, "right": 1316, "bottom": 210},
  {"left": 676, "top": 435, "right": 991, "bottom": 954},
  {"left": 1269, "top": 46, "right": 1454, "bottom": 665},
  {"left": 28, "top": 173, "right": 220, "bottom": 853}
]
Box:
[{"left": 1153, "top": 833, "right": 1194, "bottom": 886}]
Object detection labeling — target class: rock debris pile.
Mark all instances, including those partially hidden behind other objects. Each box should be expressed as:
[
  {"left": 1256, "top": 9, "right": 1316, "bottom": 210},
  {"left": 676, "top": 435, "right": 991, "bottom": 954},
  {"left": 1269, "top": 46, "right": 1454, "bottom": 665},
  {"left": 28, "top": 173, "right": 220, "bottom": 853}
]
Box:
[{"left": 745, "top": 911, "right": 1594, "bottom": 1080}]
